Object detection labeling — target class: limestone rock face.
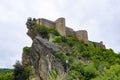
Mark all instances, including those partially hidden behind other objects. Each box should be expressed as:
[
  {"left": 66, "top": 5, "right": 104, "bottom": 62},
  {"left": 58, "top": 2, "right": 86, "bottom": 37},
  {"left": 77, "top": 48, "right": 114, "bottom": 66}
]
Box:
[
  {"left": 27, "top": 29, "right": 37, "bottom": 40},
  {"left": 23, "top": 17, "right": 106, "bottom": 80},
  {"left": 22, "top": 51, "right": 31, "bottom": 67},
  {"left": 30, "top": 36, "right": 64, "bottom": 80}
]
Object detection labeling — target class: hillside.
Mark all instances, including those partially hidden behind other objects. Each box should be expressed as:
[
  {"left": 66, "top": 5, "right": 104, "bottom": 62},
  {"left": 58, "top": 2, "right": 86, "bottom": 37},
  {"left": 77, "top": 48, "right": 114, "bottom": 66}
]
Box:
[
  {"left": 0, "top": 68, "right": 13, "bottom": 74},
  {"left": 21, "top": 17, "right": 120, "bottom": 80}
]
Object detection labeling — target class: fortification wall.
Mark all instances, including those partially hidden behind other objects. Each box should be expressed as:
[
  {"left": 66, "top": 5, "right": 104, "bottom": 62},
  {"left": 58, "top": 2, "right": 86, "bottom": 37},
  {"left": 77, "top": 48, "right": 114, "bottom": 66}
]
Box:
[
  {"left": 37, "top": 18, "right": 55, "bottom": 28},
  {"left": 55, "top": 18, "right": 66, "bottom": 36},
  {"left": 66, "top": 27, "right": 76, "bottom": 38},
  {"left": 75, "top": 30, "right": 88, "bottom": 43},
  {"left": 35, "top": 17, "right": 88, "bottom": 43}
]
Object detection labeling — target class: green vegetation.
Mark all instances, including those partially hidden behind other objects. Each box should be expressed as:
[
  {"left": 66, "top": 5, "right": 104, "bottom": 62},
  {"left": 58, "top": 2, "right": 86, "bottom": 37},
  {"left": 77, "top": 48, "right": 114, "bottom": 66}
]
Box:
[
  {"left": 0, "top": 61, "right": 33, "bottom": 80},
  {"left": 23, "top": 46, "right": 31, "bottom": 56},
  {"left": 13, "top": 61, "right": 30, "bottom": 80},
  {"left": 34, "top": 24, "right": 60, "bottom": 38},
  {"left": 0, "top": 68, "right": 13, "bottom": 74},
  {"left": 48, "top": 69, "right": 66, "bottom": 80},
  {"left": 0, "top": 68, "right": 13, "bottom": 80},
  {"left": 1, "top": 23, "right": 118, "bottom": 80},
  {"left": 0, "top": 72, "right": 13, "bottom": 80},
  {"left": 51, "top": 35, "right": 120, "bottom": 80},
  {"left": 93, "top": 64, "right": 120, "bottom": 80}
]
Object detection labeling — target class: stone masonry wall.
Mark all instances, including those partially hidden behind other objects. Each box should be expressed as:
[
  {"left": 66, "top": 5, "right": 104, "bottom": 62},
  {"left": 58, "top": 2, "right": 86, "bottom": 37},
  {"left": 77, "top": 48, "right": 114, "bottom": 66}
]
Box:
[
  {"left": 37, "top": 18, "right": 55, "bottom": 28},
  {"left": 66, "top": 27, "right": 76, "bottom": 38},
  {"left": 75, "top": 30, "right": 88, "bottom": 43},
  {"left": 36, "top": 17, "right": 88, "bottom": 43},
  {"left": 55, "top": 18, "right": 66, "bottom": 37}
]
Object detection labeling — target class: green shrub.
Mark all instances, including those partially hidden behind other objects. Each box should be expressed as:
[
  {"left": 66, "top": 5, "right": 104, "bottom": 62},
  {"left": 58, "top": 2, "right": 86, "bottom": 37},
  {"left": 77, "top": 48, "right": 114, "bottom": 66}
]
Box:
[
  {"left": 23, "top": 46, "right": 30, "bottom": 55},
  {"left": 52, "top": 36, "right": 62, "bottom": 43},
  {"left": 93, "top": 64, "right": 120, "bottom": 80},
  {"left": 48, "top": 28, "right": 60, "bottom": 36},
  {"left": 83, "top": 63, "right": 97, "bottom": 80},
  {"left": 34, "top": 24, "right": 49, "bottom": 38},
  {"left": 34, "top": 24, "right": 60, "bottom": 38},
  {"left": 0, "top": 72, "right": 13, "bottom": 80},
  {"left": 66, "top": 36, "right": 76, "bottom": 47},
  {"left": 54, "top": 51, "right": 67, "bottom": 64},
  {"left": 13, "top": 61, "right": 30, "bottom": 80}
]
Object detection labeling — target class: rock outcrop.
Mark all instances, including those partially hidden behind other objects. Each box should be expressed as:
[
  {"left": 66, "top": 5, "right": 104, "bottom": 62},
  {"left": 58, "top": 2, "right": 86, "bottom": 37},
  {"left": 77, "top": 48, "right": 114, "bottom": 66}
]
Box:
[
  {"left": 22, "top": 17, "right": 106, "bottom": 80},
  {"left": 30, "top": 36, "right": 64, "bottom": 80},
  {"left": 22, "top": 50, "right": 31, "bottom": 67}
]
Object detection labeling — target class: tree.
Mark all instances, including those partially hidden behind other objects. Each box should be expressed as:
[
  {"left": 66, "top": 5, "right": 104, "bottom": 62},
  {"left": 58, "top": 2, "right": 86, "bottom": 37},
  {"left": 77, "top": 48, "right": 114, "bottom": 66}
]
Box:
[
  {"left": 0, "top": 72, "right": 13, "bottom": 80},
  {"left": 13, "top": 61, "right": 29, "bottom": 80},
  {"left": 93, "top": 64, "right": 120, "bottom": 80}
]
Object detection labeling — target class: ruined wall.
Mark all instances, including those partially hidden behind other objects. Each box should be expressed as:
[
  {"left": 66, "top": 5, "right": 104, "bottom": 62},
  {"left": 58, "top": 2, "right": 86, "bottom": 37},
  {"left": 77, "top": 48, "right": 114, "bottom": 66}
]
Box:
[
  {"left": 95, "top": 41, "right": 106, "bottom": 48},
  {"left": 36, "top": 18, "right": 66, "bottom": 37},
  {"left": 66, "top": 27, "right": 76, "bottom": 38},
  {"left": 55, "top": 18, "right": 66, "bottom": 36},
  {"left": 35, "top": 18, "right": 88, "bottom": 43},
  {"left": 37, "top": 18, "right": 55, "bottom": 28},
  {"left": 75, "top": 30, "right": 88, "bottom": 43}
]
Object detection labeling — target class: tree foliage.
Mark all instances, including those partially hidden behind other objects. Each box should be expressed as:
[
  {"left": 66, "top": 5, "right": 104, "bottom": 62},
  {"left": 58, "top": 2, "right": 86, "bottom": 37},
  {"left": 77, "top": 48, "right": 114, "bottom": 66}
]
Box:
[
  {"left": 23, "top": 46, "right": 30, "bottom": 56},
  {"left": 52, "top": 35, "right": 120, "bottom": 80},
  {"left": 0, "top": 72, "right": 13, "bottom": 80},
  {"left": 13, "top": 61, "right": 30, "bottom": 80},
  {"left": 34, "top": 24, "right": 60, "bottom": 38}
]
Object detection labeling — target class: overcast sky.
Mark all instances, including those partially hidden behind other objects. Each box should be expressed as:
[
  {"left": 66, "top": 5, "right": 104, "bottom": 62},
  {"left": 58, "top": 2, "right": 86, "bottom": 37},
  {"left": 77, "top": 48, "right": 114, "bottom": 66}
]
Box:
[{"left": 0, "top": 0, "right": 120, "bottom": 68}]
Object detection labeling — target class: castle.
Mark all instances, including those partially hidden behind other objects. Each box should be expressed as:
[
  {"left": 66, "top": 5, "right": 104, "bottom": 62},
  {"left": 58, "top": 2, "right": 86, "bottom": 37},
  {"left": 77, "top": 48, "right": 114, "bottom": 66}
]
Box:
[
  {"left": 26, "top": 17, "right": 105, "bottom": 48},
  {"left": 36, "top": 17, "right": 88, "bottom": 43}
]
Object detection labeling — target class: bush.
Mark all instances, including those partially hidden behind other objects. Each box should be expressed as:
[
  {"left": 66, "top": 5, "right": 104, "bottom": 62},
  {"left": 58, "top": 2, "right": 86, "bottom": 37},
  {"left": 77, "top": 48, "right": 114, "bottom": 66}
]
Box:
[
  {"left": 34, "top": 24, "right": 60, "bottom": 39},
  {"left": 23, "top": 46, "right": 30, "bottom": 55},
  {"left": 66, "top": 36, "right": 76, "bottom": 47},
  {"left": 52, "top": 36, "right": 62, "bottom": 43},
  {"left": 48, "top": 28, "right": 60, "bottom": 36},
  {"left": 93, "top": 64, "right": 120, "bottom": 80},
  {"left": 13, "top": 61, "right": 29, "bottom": 80},
  {"left": 34, "top": 24, "right": 49, "bottom": 38},
  {"left": 83, "top": 63, "right": 97, "bottom": 80},
  {"left": 0, "top": 72, "right": 13, "bottom": 80}
]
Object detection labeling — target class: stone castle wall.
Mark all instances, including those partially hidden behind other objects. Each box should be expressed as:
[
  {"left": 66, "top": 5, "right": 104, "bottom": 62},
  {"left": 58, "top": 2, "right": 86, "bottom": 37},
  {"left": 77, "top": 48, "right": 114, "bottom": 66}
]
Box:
[
  {"left": 36, "top": 17, "right": 88, "bottom": 43},
  {"left": 75, "top": 30, "right": 88, "bottom": 43},
  {"left": 37, "top": 18, "right": 55, "bottom": 28},
  {"left": 55, "top": 18, "right": 66, "bottom": 37},
  {"left": 66, "top": 27, "right": 76, "bottom": 38}
]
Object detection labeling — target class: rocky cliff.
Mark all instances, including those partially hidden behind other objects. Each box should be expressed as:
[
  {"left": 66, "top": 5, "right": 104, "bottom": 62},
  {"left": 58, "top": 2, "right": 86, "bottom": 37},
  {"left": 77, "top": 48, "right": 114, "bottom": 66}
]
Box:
[
  {"left": 22, "top": 17, "right": 106, "bottom": 80},
  {"left": 30, "top": 36, "right": 64, "bottom": 80},
  {"left": 23, "top": 19, "right": 65, "bottom": 80}
]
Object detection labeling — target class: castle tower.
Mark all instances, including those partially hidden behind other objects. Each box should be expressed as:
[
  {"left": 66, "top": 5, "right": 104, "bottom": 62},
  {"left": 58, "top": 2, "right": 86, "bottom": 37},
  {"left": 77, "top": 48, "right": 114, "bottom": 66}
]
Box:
[{"left": 55, "top": 18, "right": 66, "bottom": 36}]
